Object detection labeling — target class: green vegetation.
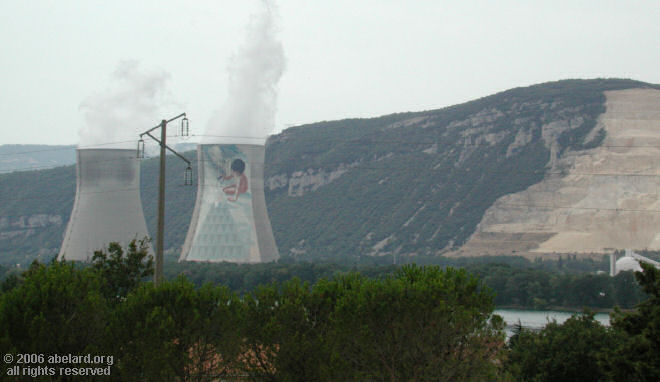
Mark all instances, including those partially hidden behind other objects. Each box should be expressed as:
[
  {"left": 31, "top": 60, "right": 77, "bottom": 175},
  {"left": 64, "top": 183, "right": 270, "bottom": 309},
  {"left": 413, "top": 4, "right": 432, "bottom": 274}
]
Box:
[
  {"left": 160, "top": 256, "right": 645, "bottom": 310},
  {"left": 2, "top": 241, "right": 659, "bottom": 381},
  {"left": 0, "top": 242, "right": 505, "bottom": 381},
  {"left": 506, "top": 312, "right": 619, "bottom": 381},
  {"left": 604, "top": 262, "right": 660, "bottom": 380},
  {"left": 0, "top": 248, "right": 648, "bottom": 311},
  {"left": 0, "top": 165, "right": 75, "bottom": 264},
  {"left": 91, "top": 238, "right": 154, "bottom": 302}
]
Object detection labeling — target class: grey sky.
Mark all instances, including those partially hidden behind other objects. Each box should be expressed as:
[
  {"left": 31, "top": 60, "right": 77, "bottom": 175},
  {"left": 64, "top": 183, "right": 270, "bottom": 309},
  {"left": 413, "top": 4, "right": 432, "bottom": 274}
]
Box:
[{"left": 1, "top": 0, "right": 659, "bottom": 145}]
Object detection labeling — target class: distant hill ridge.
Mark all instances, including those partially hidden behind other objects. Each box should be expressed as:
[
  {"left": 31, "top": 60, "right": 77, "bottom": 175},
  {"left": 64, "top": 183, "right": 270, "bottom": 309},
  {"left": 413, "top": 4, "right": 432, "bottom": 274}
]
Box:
[
  {"left": 1, "top": 78, "right": 659, "bottom": 264},
  {"left": 0, "top": 144, "right": 76, "bottom": 173},
  {"left": 0, "top": 143, "right": 198, "bottom": 174}
]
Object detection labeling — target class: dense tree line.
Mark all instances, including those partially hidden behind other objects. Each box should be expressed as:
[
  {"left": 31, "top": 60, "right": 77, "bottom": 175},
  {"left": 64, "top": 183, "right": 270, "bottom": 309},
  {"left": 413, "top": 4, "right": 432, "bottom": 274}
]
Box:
[
  {"left": 0, "top": 241, "right": 505, "bottom": 381},
  {"left": 161, "top": 256, "right": 645, "bottom": 310},
  {"left": 470, "top": 263, "right": 645, "bottom": 309},
  {"left": 0, "top": 253, "right": 647, "bottom": 311}
]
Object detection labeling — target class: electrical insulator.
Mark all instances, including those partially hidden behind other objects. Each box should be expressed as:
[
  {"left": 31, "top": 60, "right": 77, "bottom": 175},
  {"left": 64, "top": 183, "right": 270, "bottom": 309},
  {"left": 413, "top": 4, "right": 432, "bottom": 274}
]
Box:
[
  {"left": 181, "top": 116, "right": 190, "bottom": 137},
  {"left": 184, "top": 165, "right": 193, "bottom": 186},
  {"left": 136, "top": 139, "right": 145, "bottom": 159}
]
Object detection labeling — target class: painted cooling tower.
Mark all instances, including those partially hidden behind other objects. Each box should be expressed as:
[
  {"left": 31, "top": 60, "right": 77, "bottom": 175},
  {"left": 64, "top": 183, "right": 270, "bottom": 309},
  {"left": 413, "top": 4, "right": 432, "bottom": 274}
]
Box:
[
  {"left": 180, "top": 144, "right": 279, "bottom": 263},
  {"left": 58, "top": 149, "right": 151, "bottom": 261}
]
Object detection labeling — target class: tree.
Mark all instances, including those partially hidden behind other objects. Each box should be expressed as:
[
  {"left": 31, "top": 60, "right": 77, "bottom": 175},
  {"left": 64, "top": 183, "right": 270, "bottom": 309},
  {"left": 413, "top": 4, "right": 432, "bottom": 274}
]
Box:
[
  {"left": 110, "top": 277, "right": 242, "bottom": 381},
  {"left": 604, "top": 262, "right": 660, "bottom": 381},
  {"left": 327, "top": 265, "right": 505, "bottom": 381},
  {"left": 0, "top": 261, "right": 108, "bottom": 360},
  {"left": 239, "top": 265, "right": 506, "bottom": 381},
  {"left": 91, "top": 238, "right": 153, "bottom": 302},
  {"left": 240, "top": 278, "right": 334, "bottom": 381},
  {"left": 506, "top": 312, "right": 617, "bottom": 382}
]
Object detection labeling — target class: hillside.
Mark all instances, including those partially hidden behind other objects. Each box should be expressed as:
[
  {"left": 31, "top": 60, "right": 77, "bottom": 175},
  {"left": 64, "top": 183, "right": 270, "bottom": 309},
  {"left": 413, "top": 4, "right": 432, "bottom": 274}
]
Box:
[
  {"left": 265, "top": 79, "right": 660, "bottom": 260},
  {"left": 462, "top": 88, "right": 660, "bottom": 256},
  {"left": 1, "top": 79, "right": 659, "bottom": 265}
]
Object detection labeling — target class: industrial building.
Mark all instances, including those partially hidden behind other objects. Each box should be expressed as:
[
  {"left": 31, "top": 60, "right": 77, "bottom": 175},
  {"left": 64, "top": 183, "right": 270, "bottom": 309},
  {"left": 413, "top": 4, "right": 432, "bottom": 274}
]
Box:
[
  {"left": 58, "top": 148, "right": 151, "bottom": 261},
  {"left": 180, "top": 144, "right": 279, "bottom": 263},
  {"left": 610, "top": 249, "right": 660, "bottom": 276}
]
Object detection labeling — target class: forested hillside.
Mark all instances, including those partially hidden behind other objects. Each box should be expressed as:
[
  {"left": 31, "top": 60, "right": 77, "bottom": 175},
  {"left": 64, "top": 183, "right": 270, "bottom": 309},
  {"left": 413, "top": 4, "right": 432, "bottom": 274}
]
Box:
[{"left": 1, "top": 79, "right": 659, "bottom": 265}]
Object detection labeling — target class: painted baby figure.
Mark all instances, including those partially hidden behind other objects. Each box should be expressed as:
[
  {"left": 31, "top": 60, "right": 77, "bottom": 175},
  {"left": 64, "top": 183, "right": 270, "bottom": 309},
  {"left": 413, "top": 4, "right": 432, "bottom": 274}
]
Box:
[{"left": 221, "top": 158, "right": 248, "bottom": 202}]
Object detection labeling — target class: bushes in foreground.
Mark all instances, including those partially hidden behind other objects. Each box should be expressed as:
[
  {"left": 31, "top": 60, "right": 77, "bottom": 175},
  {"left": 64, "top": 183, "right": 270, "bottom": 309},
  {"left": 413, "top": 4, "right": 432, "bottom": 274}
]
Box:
[
  {"left": 2, "top": 240, "right": 659, "bottom": 381},
  {"left": 0, "top": 241, "right": 504, "bottom": 381}
]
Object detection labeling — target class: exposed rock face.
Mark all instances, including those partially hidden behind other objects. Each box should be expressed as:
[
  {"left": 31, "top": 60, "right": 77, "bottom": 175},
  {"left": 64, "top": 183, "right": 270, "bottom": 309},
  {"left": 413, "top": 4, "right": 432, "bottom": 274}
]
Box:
[
  {"left": 266, "top": 162, "right": 358, "bottom": 197},
  {"left": 462, "top": 89, "right": 660, "bottom": 256},
  {"left": 0, "top": 214, "right": 63, "bottom": 240}
]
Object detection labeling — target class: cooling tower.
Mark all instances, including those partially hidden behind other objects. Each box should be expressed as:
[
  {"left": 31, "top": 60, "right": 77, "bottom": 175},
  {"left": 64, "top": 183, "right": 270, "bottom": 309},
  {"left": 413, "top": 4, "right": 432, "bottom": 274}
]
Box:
[
  {"left": 58, "top": 148, "right": 151, "bottom": 261},
  {"left": 180, "top": 144, "right": 279, "bottom": 263}
]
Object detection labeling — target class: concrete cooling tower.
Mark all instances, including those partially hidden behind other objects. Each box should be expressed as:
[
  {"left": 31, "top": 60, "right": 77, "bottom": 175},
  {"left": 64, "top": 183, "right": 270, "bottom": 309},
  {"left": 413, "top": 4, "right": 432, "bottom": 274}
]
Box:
[
  {"left": 180, "top": 144, "right": 279, "bottom": 263},
  {"left": 58, "top": 149, "right": 151, "bottom": 261}
]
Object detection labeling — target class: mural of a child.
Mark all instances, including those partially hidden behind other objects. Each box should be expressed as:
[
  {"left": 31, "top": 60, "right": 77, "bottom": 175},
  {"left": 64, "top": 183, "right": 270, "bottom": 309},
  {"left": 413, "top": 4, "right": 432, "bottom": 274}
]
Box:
[{"left": 221, "top": 158, "right": 248, "bottom": 201}]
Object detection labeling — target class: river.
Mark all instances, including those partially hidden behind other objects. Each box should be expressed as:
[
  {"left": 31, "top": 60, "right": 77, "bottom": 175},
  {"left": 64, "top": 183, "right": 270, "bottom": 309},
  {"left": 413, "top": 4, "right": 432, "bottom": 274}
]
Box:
[{"left": 494, "top": 309, "right": 611, "bottom": 338}]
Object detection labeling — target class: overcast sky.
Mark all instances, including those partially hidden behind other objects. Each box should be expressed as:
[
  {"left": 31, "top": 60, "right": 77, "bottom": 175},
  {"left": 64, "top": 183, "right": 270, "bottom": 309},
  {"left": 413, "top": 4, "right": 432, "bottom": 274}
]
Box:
[{"left": 1, "top": 0, "right": 659, "bottom": 145}]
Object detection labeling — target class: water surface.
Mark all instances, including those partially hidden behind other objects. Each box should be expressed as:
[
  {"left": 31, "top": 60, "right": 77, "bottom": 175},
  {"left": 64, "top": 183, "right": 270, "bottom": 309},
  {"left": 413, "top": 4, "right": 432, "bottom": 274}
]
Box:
[{"left": 494, "top": 309, "right": 611, "bottom": 338}]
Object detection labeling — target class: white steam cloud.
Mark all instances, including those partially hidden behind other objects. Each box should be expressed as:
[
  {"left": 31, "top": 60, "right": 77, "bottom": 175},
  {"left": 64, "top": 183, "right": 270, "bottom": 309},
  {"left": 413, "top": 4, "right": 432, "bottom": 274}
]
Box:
[
  {"left": 78, "top": 61, "right": 175, "bottom": 149},
  {"left": 205, "top": 1, "right": 286, "bottom": 145}
]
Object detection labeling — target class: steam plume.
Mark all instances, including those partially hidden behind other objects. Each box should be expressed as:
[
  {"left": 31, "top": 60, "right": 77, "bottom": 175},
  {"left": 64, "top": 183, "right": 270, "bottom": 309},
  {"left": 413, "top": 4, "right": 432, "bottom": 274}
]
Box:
[
  {"left": 205, "top": 1, "right": 286, "bottom": 145},
  {"left": 78, "top": 61, "right": 174, "bottom": 149}
]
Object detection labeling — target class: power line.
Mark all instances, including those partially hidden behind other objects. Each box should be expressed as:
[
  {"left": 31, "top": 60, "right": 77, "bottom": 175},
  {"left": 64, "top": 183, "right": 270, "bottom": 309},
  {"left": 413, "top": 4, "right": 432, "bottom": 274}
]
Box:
[
  {"left": 4, "top": 132, "right": 660, "bottom": 204},
  {"left": 6, "top": 131, "right": 660, "bottom": 160},
  {"left": 9, "top": 149, "right": 660, "bottom": 178},
  {"left": 5, "top": 151, "right": 660, "bottom": 179},
  {"left": 0, "top": 136, "right": 195, "bottom": 158},
  {"left": 0, "top": 140, "right": 135, "bottom": 157},
  {"left": 0, "top": 147, "right": 200, "bottom": 173},
  {"left": 191, "top": 134, "right": 266, "bottom": 140},
  {"left": 0, "top": 155, "right": 158, "bottom": 174},
  {"left": 0, "top": 164, "right": 75, "bottom": 174}
]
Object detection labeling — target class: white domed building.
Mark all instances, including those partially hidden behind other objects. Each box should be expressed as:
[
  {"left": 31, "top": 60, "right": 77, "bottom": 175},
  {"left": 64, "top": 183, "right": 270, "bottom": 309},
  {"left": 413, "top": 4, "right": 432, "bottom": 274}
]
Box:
[
  {"left": 610, "top": 249, "right": 660, "bottom": 276},
  {"left": 615, "top": 255, "right": 643, "bottom": 274}
]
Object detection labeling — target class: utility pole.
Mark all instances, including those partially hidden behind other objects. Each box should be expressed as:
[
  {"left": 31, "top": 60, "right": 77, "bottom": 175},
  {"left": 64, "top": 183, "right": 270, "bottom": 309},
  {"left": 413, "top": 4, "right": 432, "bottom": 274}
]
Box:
[
  {"left": 156, "top": 119, "right": 167, "bottom": 284},
  {"left": 138, "top": 113, "right": 192, "bottom": 285}
]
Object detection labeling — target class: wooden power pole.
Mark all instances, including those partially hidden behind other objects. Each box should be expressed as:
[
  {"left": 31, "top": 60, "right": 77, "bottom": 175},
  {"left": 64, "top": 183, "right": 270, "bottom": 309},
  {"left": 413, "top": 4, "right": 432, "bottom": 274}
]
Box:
[
  {"left": 138, "top": 113, "right": 191, "bottom": 286},
  {"left": 156, "top": 119, "right": 167, "bottom": 285}
]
